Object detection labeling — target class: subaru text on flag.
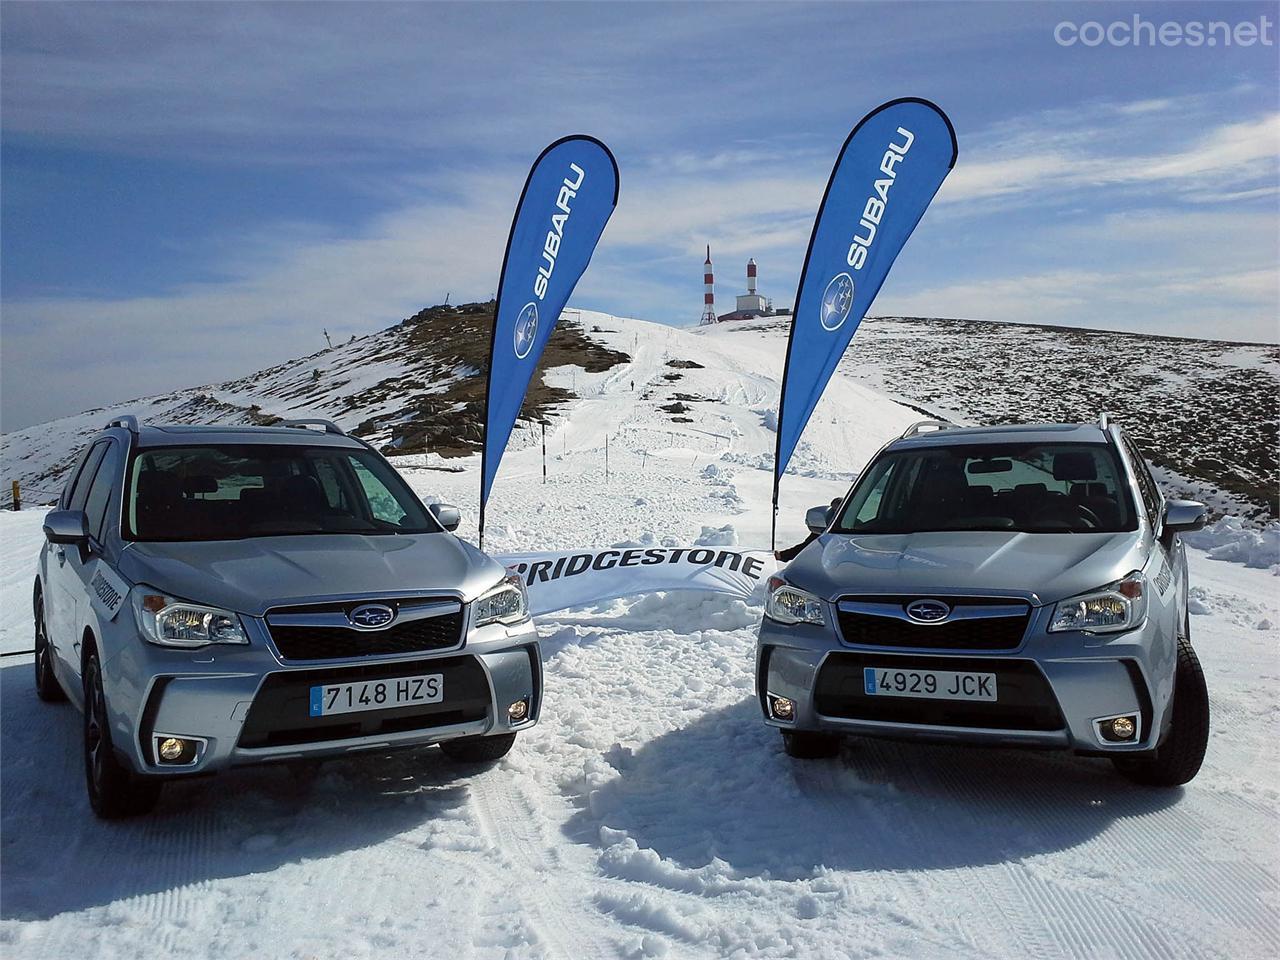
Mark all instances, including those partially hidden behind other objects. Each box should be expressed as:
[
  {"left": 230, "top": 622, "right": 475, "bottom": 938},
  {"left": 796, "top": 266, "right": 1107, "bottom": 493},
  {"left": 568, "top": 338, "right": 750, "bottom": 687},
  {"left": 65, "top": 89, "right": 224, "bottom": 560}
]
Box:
[
  {"left": 33, "top": 417, "right": 540, "bottom": 818},
  {"left": 758, "top": 418, "right": 1210, "bottom": 786}
]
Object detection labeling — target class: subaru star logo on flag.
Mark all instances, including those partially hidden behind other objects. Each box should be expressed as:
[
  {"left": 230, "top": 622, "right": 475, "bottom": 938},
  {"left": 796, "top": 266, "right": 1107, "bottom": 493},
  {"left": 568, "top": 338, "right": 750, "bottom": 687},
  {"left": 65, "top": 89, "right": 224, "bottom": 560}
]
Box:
[
  {"left": 820, "top": 273, "right": 855, "bottom": 331},
  {"left": 513, "top": 302, "right": 539, "bottom": 359}
]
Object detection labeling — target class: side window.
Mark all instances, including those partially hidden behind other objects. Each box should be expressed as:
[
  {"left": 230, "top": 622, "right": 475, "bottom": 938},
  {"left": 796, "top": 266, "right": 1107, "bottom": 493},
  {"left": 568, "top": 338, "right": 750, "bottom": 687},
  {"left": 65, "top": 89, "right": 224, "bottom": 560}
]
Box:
[
  {"left": 60, "top": 446, "right": 93, "bottom": 508},
  {"left": 68, "top": 442, "right": 109, "bottom": 512},
  {"left": 1123, "top": 436, "right": 1161, "bottom": 525},
  {"left": 348, "top": 457, "right": 408, "bottom": 526},
  {"left": 83, "top": 442, "right": 122, "bottom": 543}
]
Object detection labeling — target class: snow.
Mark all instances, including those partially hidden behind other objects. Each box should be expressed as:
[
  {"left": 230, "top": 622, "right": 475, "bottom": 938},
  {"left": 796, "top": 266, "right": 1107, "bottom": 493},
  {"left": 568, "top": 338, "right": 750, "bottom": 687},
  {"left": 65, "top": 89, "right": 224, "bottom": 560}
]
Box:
[
  {"left": 2, "top": 312, "right": 1278, "bottom": 958},
  {"left": 1184, "top": 516, "right": 1280, "bottom": 572}
]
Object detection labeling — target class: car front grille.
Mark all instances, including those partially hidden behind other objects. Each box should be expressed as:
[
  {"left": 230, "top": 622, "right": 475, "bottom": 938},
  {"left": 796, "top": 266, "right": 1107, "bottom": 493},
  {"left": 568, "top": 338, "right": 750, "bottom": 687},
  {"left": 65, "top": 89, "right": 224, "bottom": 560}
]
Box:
[
  {"left": 814, "top": 652, "right": 1064, "bottom": 731},
  {"left": 266, "top": 597, "right": 465, "bottom": 662},
  {"left": 836, "top": 596, "right": 1031, "bottom": 651}
]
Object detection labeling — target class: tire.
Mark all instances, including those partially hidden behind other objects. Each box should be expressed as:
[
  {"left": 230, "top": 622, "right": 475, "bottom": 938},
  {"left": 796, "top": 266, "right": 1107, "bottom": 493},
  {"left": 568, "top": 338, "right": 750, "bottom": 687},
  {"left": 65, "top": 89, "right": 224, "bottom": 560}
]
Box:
[
  {"left": 781, "top": 730, "right": 840, "bottom": 759},
  {"left": 1113, "top": 635, "right": 1209, "bottom": 787},
  {"left": 438, "top": 733, "right": 517, "bottom": 764},
  {"left": 34, "top": 591, "right": 67, "bottom": 703},
  {"left": 83, "top": 652, "right": 162, "bottom": 818}
]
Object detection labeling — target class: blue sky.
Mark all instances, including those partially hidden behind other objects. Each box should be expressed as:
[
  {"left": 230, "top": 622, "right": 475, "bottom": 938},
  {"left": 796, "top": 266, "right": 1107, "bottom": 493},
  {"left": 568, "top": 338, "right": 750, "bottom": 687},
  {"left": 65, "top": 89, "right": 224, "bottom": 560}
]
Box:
[{"left": 2, "top": 1, "right": 1277, "bottom": 429}]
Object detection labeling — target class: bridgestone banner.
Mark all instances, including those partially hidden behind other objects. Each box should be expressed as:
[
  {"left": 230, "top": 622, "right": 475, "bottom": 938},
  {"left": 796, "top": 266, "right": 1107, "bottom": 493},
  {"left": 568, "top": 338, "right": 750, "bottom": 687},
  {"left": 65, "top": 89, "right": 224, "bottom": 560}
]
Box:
[
  {"left": 773, "top": 98, "right": 957, "bottom": 543},
  {"left": 497, "top": 547, "right": 777, "bottom": 616},
  {"left": 480, "top": 135, "right": 619, "bottom": 545}
]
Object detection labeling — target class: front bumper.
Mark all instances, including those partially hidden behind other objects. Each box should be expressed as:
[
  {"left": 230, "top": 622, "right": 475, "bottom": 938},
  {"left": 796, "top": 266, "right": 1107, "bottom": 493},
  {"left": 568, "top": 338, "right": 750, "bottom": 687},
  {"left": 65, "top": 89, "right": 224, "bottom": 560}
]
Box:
[
  {"left": 757, "top": 603, "right": 1170, "bottom": 755},
  {"left": 101, "top": 613, "right": 541, "bottom": 777}
]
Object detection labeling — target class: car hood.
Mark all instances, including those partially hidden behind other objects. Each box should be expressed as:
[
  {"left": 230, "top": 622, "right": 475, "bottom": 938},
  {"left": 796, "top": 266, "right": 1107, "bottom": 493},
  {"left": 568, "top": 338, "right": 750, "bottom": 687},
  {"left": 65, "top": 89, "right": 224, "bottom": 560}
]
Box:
[
  {"left": 118, "top": 533, "right": 507, "bottom": 617},
  {"left": 784, "top": 530, "right": 1148, "bottom": 606}
]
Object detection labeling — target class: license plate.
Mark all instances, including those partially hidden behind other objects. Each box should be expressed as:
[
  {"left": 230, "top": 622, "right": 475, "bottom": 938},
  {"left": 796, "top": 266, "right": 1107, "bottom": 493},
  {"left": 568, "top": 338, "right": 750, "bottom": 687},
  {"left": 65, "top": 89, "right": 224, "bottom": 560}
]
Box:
[
  {"left": 309, "top": 674, "right": 443, "bottom": 717},
  {"left": 863, "top": 667, "right": 997, "bottom": 702}
]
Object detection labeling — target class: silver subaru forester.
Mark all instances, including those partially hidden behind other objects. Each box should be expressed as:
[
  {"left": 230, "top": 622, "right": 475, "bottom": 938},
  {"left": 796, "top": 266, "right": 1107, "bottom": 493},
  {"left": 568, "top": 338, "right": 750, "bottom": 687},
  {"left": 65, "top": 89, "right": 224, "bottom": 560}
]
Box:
[
  {"left": 759, "top": 419, "right": 1211, "bottom": 786},
  {"left": 34, "top": 417, "right": 540, "bottom": 818}
]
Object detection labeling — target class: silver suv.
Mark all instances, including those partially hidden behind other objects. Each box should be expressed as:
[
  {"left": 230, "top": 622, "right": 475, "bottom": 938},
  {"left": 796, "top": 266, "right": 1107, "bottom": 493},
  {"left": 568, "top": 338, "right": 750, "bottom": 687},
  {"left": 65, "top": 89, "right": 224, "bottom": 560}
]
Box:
[
  {"left": 759, "top": 419, "right": 1211, "bottom": 786},
  {"left": 33, "top": 418, "right": 540, "bottom": 818}
]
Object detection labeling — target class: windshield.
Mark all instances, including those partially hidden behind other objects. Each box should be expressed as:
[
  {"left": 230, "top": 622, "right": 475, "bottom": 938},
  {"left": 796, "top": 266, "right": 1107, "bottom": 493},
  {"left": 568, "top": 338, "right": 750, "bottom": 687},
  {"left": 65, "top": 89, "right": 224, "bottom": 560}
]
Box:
[
  {"left": 833, "top": 443, "right": 1137, "bottom": 534},
  {"left": 123, "top": 444, "right": 441, "bottom": 542}
]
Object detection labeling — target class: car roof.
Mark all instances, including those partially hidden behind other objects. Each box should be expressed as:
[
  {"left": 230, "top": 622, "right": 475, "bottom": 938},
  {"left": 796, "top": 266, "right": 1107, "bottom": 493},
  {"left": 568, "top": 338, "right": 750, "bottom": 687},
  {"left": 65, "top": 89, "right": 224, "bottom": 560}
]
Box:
[
  {"left": 887, "top": 422, "right": 1111, "bottom": 451},
  {"left": 119, "top": 423, "right": 365, "bottom": 449}
]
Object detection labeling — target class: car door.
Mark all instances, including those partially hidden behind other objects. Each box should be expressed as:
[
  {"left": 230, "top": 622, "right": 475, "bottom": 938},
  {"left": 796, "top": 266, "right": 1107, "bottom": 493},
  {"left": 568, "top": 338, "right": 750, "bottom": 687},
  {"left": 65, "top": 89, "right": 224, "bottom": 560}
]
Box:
[
  {"left": 46, "top": 440, "right": 109, "bottom": 669},
  {"left": 64, "top": 438, "right": 127, "bottom": 671}
]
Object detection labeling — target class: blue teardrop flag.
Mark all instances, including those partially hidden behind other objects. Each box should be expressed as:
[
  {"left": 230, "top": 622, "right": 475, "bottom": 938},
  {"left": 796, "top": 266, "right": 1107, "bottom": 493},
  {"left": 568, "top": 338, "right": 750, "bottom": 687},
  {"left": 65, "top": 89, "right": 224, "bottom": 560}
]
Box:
[
  {"left": 773, "top": 99, "right": 957, "bottom": 545},
  {"left": 480, "top": 136, "right": 619, "bottom": 545}
]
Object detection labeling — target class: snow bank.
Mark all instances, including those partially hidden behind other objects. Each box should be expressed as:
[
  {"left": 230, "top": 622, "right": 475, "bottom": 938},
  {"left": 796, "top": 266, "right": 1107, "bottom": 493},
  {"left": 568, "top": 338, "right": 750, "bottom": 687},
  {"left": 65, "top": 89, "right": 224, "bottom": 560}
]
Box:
[{"left": 1184, "top": 517, "right": 1280, "bottom": 572}]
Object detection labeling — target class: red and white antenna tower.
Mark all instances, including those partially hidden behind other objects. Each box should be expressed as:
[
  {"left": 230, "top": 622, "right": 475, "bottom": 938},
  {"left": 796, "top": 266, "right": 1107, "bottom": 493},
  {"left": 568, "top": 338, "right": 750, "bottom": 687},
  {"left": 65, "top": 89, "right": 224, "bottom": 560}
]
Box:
[{"left": 700, "top": 245, "right": 717, "bottom": 325}]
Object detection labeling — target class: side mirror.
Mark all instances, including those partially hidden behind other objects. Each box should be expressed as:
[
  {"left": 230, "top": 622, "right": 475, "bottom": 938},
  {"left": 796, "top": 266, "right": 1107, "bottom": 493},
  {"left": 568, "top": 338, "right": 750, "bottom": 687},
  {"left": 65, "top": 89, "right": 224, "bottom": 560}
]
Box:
[
  {"left": 1163, "top": 500, "right": 1208, "bottom": 535},
  {"left": 44, "top": 509, "right": 89, "bottom": 545},
  {"left": 805, "top": 504, "right": 834, "bottom": 535},
  {"left": 428, "top": 503, "right": 462, "bottom": 532}
]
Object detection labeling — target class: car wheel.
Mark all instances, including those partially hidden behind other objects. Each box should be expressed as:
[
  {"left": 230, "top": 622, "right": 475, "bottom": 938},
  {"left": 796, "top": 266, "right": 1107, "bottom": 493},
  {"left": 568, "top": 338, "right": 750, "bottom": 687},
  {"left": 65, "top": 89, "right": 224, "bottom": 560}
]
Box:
[
  {"left": 1113, "top": 635, "right": 1209, "bottom": 787},
  {"left": 781, "top": 730, "right": 840, "bottom": 759},
  {"left": 34, "top": 592, "right": 67, "bottom": 703},
  {"left": 83, "top": 652, "right": 162, "bottom": 819},
  {"left": 438, "top": 733, "right": 517, "bottom": 764}
]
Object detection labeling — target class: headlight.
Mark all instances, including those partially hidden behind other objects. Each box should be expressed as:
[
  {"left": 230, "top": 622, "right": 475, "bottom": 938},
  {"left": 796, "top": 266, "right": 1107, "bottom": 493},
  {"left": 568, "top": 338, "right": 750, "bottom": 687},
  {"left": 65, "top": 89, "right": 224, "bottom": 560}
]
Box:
[
  {"left": 473, "top": 573, "right": 529, "bottom": 627},
  {"left": 1048, "top": 572, "right": 1147, "bottom": 634},
  {"left": 765, "top": 575, "right": 824, "bottom": 625},
  {"left": 131, "top": 588, "right": 249, "bottom": 647}
]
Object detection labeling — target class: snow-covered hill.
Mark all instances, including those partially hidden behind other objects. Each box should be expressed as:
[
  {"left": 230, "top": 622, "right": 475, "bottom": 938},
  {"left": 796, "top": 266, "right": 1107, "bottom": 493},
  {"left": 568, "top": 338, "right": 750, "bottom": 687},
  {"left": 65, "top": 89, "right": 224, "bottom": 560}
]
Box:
[
  {"left": 5, "top": 308, "right": 1277, "bottom": 525},
  {"left": 1, "top": 310, "right": 1277, "bottom": 959},
  {"left": 0, "top": 301, "right": 628, "bottom": 508},
  {"left": 718, "top": 315, "right": 1280, "bottom": 522}
]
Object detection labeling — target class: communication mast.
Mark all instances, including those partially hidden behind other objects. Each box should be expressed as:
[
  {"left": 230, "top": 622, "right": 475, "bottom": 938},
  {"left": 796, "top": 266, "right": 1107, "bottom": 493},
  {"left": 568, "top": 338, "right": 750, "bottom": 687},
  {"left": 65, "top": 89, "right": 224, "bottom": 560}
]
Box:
[{"left": 700, "top": 245, "right": 717, "bottom": 325}]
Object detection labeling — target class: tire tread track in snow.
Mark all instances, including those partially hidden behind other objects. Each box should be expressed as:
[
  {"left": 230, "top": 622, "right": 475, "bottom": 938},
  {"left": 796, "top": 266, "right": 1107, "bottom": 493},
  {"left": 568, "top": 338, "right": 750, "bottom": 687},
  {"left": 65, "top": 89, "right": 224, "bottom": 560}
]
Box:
[{"left": 467, "top": 768, "right": 621, "bottom": 959}]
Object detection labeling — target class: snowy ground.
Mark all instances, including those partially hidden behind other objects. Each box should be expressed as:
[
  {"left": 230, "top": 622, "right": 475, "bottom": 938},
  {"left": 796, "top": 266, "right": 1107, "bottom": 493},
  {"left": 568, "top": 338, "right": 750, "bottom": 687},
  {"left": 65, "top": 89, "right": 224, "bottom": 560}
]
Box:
[{"left": 2, "top": 315, "right": 1278, "bottom": 958}]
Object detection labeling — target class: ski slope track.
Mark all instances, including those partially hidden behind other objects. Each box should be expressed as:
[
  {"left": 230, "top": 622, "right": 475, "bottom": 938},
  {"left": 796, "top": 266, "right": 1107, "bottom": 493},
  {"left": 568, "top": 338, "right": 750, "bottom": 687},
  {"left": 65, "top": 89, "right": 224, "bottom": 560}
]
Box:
[{"left": 2, "top": 312, "right": 1277, "bottom": 959}]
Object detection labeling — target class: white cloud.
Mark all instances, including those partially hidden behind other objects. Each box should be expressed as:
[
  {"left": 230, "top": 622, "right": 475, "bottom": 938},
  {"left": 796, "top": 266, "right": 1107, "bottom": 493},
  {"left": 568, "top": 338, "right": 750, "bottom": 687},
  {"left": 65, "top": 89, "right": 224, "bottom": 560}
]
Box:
[
  {"left": 0, "top": 190, "right": 513, "bottom": 430},
  {"left": 877, "top": 211, "right": 1280, "bottom": 343},
  {"left": 939, "top": 108, "right": 1280, "bottom": 205}
]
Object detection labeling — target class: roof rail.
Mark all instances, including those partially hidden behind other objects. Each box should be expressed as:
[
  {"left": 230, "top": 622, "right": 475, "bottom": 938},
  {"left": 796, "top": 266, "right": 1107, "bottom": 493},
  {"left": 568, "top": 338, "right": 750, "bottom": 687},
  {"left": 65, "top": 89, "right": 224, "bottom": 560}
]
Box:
[
  {"left": 105, "top": 415, "right": 139, "bottom": 434},
  {"left": 901, "top": 420, "right": 958, "bottom": 439},
  {"left": 1098, "top": 412, "right": 1113, "bottom": 431},
  {"left": 281, "top": 418, "right": 346, "bottom": 436}
]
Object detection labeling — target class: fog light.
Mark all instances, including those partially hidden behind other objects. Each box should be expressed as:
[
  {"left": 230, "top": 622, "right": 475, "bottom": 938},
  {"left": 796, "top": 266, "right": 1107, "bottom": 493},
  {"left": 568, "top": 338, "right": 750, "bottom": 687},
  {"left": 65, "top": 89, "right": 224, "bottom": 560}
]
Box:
[
  {"left": 158, "top": 737, "right": 186, "bottom": 761},
  {"left": 770, "top": 696, "right": 795, "bottom": 721},
  {"left": 1110, "top": 716, "right": 1136, "bottom": 740},
  {"left": 507, "top": 700, "right": 528, "bottom": 722}
]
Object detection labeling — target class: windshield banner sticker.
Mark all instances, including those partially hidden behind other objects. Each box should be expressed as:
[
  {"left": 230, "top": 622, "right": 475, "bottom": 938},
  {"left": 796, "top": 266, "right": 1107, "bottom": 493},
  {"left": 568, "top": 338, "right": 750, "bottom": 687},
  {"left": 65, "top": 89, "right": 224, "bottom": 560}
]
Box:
[
  {"left": 772, "top": 99, "right": 957, "bottom": 544},
  {"left": 480, "top": 136, "right": 619, "bottom": 546},
  {"left": 497, "top": 547, "right": 777, "bottom": 616}
]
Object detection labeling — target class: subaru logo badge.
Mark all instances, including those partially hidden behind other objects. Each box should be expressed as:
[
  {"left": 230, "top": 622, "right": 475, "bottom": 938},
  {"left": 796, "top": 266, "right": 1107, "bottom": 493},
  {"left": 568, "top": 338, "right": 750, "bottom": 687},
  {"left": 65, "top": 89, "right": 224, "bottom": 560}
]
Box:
[
  {"left": 820, "top": 272, "right": 855, "bottom": 331},
  {"left": 906, "top": 599, "right": 950, "bottom": 624},
  {"left": 349, "top": 603, "right": 396, "bottom": 630},
  {"left": 513, "top": 301, "right": 539, "bottom": 359}
]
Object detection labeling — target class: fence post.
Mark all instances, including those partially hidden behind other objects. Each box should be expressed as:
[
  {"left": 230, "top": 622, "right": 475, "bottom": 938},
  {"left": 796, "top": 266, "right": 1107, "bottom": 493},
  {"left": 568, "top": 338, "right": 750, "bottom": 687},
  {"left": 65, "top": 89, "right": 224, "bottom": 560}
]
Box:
[
  {"left": 541, "top": 422, "right": 547, "bottom": 484},
  {"left": 11, "top": 481, "right": 20, "bottom": 512}
]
